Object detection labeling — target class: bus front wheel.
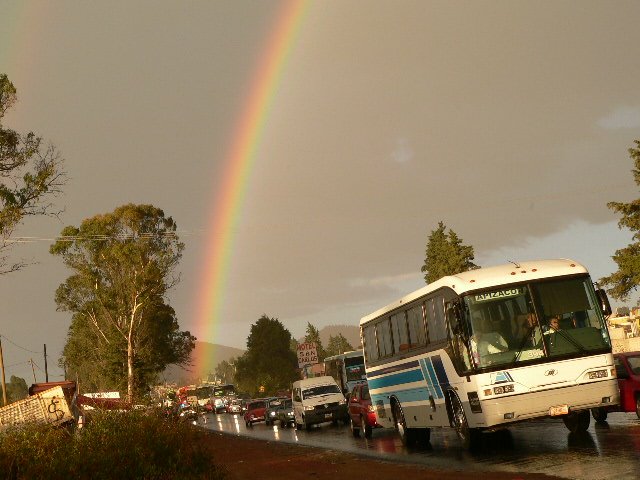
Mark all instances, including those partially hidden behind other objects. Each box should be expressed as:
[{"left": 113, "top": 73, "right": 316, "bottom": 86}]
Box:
[
  {"left": 563, "top": 410, "right": 590, "bottom": 433},
  {"left": 451, "top": 394, "right": 479, "bottom": 450}
]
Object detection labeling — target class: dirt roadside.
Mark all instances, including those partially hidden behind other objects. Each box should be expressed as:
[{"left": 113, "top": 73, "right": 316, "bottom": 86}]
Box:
[{"left": 204, "top": 430, "right": 563, "bottom": 480}]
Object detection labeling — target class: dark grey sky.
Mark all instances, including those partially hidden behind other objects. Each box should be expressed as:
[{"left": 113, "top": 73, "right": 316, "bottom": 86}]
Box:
[{"left": 1, "top": 0, "right": 639, "bottom": 383}]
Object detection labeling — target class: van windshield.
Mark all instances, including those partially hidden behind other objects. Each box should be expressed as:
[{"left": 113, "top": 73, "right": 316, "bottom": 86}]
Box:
[{"left": 302, "top": 384, "right": 341, "bottom": 399}]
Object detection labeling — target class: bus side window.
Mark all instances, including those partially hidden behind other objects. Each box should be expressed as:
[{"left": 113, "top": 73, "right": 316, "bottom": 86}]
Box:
[
  {"left": 428, "top": 296, "right": 447, "bottom": 343},
  {"left": 363, "top": 324, "right": 379, "bottom": 362},
  {"left": 376, "top": 319, "right": 393, "bottom": 358},
  {"left": 391, "top": 311, "right": 410, "bottom": 353},
  {"left": 407, "top": 304, "right": 426, "bottom": 348}
]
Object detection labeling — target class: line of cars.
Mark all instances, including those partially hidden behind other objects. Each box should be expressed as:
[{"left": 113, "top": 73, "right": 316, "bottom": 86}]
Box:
[
  {"left": 243, "top": 397, "right": 294, "bottom": 427},
  {"left": 238, "top": 376, "right": 382, "bottom": 438}
]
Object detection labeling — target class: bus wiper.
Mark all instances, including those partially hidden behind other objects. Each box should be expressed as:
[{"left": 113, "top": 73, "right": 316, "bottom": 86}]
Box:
[
  {"left": 510, "top": 324, "right": 538, "bottom": 364},
  {"left": 549, "top": 329, "right": 587, "bottom": 353}
]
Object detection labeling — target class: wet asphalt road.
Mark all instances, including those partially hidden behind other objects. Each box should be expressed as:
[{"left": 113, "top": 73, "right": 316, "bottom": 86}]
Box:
[{"left": 203, "top": 412, "right": 640, "bottom": 479}]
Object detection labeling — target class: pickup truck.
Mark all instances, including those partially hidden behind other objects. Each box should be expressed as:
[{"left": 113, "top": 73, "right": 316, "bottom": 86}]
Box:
[{"left": 591, "top": 351, "right": 640, "bottom": 422}]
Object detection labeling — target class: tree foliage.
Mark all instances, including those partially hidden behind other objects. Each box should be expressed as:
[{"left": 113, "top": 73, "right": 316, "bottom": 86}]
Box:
[
  {"left": 214, "top": 359, "right": 236, "bottom": 385},
  {"left": 325, "top": 333, "right": 354, "bottom": 357},
  {"left": 0, "top": 73, "right": 65, "bottom": 274},
  {"left": 304, "top": 322, "right": 326, "bottom": 362},
  {"left": 50, "top": 204, "right": 195, "bottom": 399},
  {"left": 421, "top": 221, "right": 479, "bottom": 284},
  {"left": 234, "top": 315, "right": 298, "bottom": 397},
  {"left": 600, "top": 139, "right": 640, "bottom": 303},
  {"left": 6, "top": 375, "right": 28, "bottom": 403}
]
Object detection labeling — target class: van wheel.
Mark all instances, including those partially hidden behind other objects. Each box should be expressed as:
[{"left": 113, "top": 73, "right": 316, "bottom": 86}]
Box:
[
  {"left": 305, "top": 422, "right": 312, "bottom": 431},
  {"left": 393, "top": 402, "right": 416, "bottom": 446},
  {"left": 350, "top": 416, "right": 361, "bottom": 437},
  {"left": 295, "top": 422, "right": 302, "bottom": 430},
  {"left": 362, "top": 416, "right": 373, "bottom": 438},
  {"left": 563, "top": 410, "right": 590, "bottom": 433},
  {"left": 591, "top": 407, "right": 608, "bottom": 423}
]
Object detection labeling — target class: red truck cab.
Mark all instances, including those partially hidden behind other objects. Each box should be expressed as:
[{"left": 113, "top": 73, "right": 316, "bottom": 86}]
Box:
[
  {"left": 592, "top": 351, "right": 640, "bottom": 422},
  {"left": 348, "top": 382, "right": 380, "bottom": 438},
  {"left": 614, "top": 351, "right": 640, "bottom": 417}
]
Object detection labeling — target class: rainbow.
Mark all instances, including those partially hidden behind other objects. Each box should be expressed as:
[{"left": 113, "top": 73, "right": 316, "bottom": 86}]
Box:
[{"left": 193, "top": 0, "right": 308, "bottom": 370}]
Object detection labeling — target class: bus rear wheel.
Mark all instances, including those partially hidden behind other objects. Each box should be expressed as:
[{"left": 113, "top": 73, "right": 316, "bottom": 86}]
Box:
[
  {"left": 563, "top": 410, "right": 590, "bottom": 433},
  {"left": 393, "top": 402, "right": 416, "bottom": 446},
  {"left": 451, "top": 394, "right": 478, "bottom": 450}
]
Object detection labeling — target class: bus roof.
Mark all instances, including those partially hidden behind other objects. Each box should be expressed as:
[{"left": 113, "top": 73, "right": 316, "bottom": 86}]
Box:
[
  {"left": 360, "top": 259, "right": 588, "bottom": 325},
  {"left": 323, "top": 349, "right": 364, "bottom": 362}
]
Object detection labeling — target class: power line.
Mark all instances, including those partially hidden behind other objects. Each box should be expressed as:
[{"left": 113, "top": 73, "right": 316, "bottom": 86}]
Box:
[
  {"left": 5, "top": 229, "right": 202, "bottom": 244},
  {"left": 0, "top": 334, "right": 42, "bottom": 354},
  {"left": 5, "top": 361, "right": 31, "bottom": 369}
]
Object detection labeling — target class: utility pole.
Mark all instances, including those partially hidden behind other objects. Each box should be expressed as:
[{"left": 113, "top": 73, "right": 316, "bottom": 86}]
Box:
[
  {"left": 44, "top": 344, "right": 49, "bottom": 382},
  {"left": 0, "top": 337, "right": 7, "bottom": 406},
  {"left": 30, "top": 358, "right": 36, "bottom": 383}
]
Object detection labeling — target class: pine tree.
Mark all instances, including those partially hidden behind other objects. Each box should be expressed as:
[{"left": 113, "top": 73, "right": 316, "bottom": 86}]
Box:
[
  {"left": 600, "top": 140, "right": 640, "bottom": 304},
  {"left": 325, "top": 334, "right": 354, "bottom": 357},
  {"left": 421, "top": 221, "right": 478, "bottom": 284},
  {"left": 304, "top": 322, "right": 327, "bottom": 363}
]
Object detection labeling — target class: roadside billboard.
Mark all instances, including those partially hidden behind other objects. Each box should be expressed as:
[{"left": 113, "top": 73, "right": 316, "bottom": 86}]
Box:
[{"left": 296, "top": 342, "right": 318, "bottom": 368}]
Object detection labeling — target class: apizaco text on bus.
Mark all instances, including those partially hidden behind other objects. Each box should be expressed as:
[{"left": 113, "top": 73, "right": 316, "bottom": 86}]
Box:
[{"left": 474, "top": 288, "right": 523, "bottom": 302}]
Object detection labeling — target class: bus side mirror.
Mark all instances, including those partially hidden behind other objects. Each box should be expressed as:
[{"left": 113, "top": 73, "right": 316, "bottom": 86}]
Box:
[
  {"left": 596, "top": 288, "right": 612, "bottom": 316},
  {"left": 447, "top": 302, "right": 464, "bottom": 336}
]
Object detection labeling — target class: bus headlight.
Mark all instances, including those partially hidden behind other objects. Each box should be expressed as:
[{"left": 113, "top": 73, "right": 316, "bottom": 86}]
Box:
[
  {"left": 304, "top": 405, "right": 315, "bottom": 411},
  {"left": 588, "top": 369, "right": 608, "bottom": 379}
]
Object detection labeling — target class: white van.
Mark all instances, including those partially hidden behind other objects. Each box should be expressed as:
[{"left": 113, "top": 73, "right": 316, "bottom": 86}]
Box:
[{"left": 292, "top": 376, "right": 348, "bottom": 430}]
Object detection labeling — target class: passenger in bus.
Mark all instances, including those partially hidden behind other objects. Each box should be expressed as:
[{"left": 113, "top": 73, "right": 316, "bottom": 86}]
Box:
[{"left": 471, "top": 315, "right": 509, "bottom": 358}]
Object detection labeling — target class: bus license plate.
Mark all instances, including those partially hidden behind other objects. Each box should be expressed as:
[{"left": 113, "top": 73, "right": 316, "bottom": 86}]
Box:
[
  {"left": 324, "top": 414, "right": 332, "bottom": 419},
  {"left": 549, "top": 405, "right": 569, "bottom": 416}
]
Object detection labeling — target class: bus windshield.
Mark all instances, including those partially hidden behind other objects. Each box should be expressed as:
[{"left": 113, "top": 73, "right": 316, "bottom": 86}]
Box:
[
  {"left": 213, "top": 384, "right": 236, "bottom": 398},
  {"left": 344, "top": 356, "right": 365, "bottom": 382},
  {"left": 462, "top": 275, "right": 611, "bottom": 370}
]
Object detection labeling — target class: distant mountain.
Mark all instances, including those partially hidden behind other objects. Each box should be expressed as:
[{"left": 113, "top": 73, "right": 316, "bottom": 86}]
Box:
[
  {"left": 298, "top": 324, "right": 361, "bottom": 351},
  {"left": 161, "top": 324, "right": 360, "bottom": 385}
]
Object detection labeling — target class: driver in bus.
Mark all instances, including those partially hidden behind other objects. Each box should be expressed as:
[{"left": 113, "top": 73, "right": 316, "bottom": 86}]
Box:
[{"left": 544, "top": 315, "right": 561, "bottom": 334}]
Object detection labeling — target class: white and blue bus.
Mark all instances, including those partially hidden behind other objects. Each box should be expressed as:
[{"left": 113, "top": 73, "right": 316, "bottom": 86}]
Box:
[
  {"left": 360, "top": 259, "right": 618, "bottom": 449},
  {"left": 324, "top": 350, "right": 366, "bottom": 396}
]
